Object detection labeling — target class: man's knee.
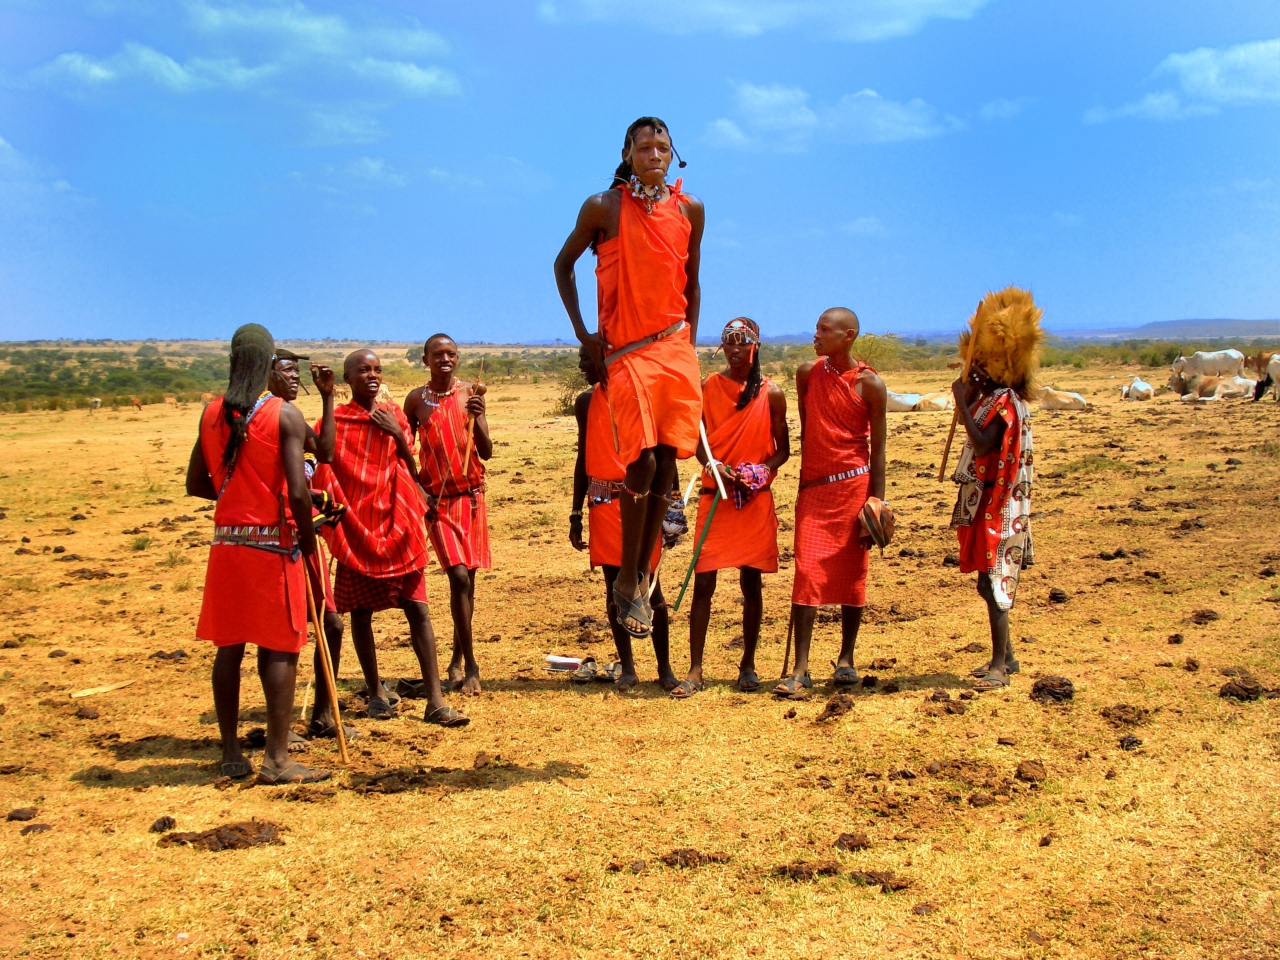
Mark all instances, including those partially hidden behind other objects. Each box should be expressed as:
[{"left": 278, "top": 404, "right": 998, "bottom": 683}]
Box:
[
  {"left": 445, "top": 565, "right": 470, "bottom": 593},
  {"left": 740, "top": 567, "right": 763, "bottom": 594},
  {"left": 693, "top": 571, "right": 717, "bottom": 598}
]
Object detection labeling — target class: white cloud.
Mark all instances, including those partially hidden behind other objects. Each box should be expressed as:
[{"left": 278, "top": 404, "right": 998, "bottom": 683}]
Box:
[
  {"left": 540, "top": 0, "right": 991, "bottom": 42},
  {"left": 707, "top": 81, "right": 958, "bottom": 150},
  {"left": 1084, "top": 38, "right": 1278, "bottom": 124},
  {"left": 841, "top": 216, "right": 884, "bottom": 235},
  {"left": 978, "top": 96, "right": 1031, "bottom": 121},
  {"left": 0, "top": 135, "right": 84, "bottom": 219},
  {"left": 33, "top": 42, "right": 277, "bottom": 93},
  {"left": 344, "top": 156, "right": 407, "bottom": 187},
  {"left": 349, "top": 59, "right": 459, "bottom": 97}
]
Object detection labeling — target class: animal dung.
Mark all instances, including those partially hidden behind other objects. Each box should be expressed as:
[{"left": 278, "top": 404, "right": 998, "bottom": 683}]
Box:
[
  {"left": 1048, "top": 587, "right": 1069, "bottom": 603},
  {"left": 1100, "top": 704, "right": 1149, "bottom": 726},
  {"left": 834, "top": 832, "right": 872, "bottom": 851},
  {"left": 774, "top": 860, "right": 840, "bottom": 881},
  {"left": 1029, "top": 676, "right": 1074, "bottom": 703},
  {"left": 1119, "top": 735, "right": 1143, "bottom": 751},
  {"left": 150, "top": 816, "right": 177, "bottom": 833},
  {"left": 1219, "top": 678, "right": 1262, "bottom": 702},
  {"left": 660, "top": 848, "right": 729, "bottom": 868},
  {"left": 815, "top": 694, "right": 854, "bottom": 722},
  {"left": 1016, "top": 759, "right": 1047, "bottom": 783},
  {"left": 7, "top": 807, "right": 37, "bottom": 822},
  {"left": 1189, "top": 609, "right": 1220, "bottom": 625},
  {"left": 158, "top": 820, "right": 285, "bottom": 851}
]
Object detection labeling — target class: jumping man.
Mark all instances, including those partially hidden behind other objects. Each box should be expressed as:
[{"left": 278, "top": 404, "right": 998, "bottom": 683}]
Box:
[
  {"left": 310, "top": 349, "right": 468, "bottom": 727},
  {"left": 185, "top": 324, "right": 329, "bottom": 784},
  {"left": 404, "top": 334, "right": 492, "bottom": 696},
  {"left": 775, "top": 309, "right": 889, "bottom": 698},
  {"left": 676, "top": 318, "right": 790, "bottom": 698},
  {"left": 554, "top": 116, "right": 704, "bottom": 642}
]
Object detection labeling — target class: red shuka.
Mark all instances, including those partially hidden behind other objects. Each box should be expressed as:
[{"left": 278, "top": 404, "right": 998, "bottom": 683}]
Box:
[
  {"left": 792, "top": 360, "right": 873, "bottom": 607},
  {"left": 312, "top": 401, "right": 428, "bottom": 579},
  {"left": 196, "top": 396, "right": 308, "bottom": 653},
  {"left": 694, "top": 373, "right": 779, "bottom": 574},
  {"left": 584, "top": 386, "right": 661, "bottom": 572},
  {"left": 417, "top": 385, "right": 491, "bottom": 572},
  {"left": 594, "top": 181, "right": 702, "bottom": 465}
]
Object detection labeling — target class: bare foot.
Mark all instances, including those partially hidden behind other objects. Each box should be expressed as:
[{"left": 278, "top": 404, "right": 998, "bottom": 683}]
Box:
[
  {"left": 657, "top": 668, "right": 679, "bottom": 692},
  {"left": 614, "top": 672, "right": 639, "bottom": 692},
  {"left": 458, "top": 671, "right": 482, "bottom": 696}
]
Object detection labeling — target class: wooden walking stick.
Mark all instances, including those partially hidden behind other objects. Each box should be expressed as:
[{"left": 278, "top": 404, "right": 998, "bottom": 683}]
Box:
[
  {"left": 461, "top": 358, "right": 487, "bottom": 471},
  {"left": 937, "top": 299, "right": 983, "bottom": 482},
  {"left": 780, "top": 607, "right": 795, "bottom": 679},
  {"left": 674, "top": 420, "right": 730, "bottom": 613},
  {"left": 304, "top": 560, "right": 349, "bottom": 765}
]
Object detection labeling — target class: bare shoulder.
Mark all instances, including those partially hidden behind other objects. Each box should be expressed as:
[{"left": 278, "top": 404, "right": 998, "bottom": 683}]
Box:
[
  {"left": 583, "top": 189, "right": 619, "bottom": 219},
  {"left": 278, "top": 400, "right": 306, "bottom": 431},
  {"left": 796, "top": 359, "right": 819, "bottom": 380},
  {"left": 765, "top": 379, "right": 787, "bottom": 402},
  {"left": 857, "top": 367, "right": 888, "bottom": 399},
  {"left": 573, "top": 386, "right": 594, "bottom": 422},
  {"left": 678, "top": 191, "right": 704, "bottom": 213}
]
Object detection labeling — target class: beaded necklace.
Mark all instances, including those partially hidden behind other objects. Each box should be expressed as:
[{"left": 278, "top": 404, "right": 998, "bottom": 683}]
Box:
[
  {"left": 629, "top": 175, "right": 666, "bottom": 215},
  {"left": 422, "top": 377, "right": 459, "bottom": 409}
]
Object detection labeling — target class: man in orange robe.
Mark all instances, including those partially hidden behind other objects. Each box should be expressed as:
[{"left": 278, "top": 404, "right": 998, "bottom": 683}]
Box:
[
  {"left": 673, "top": 318, "right": 790, "bottom": 698},
  {"left": 311, "top": 349, "right": 468, "bottom": 728},
  {"left": 404, "top": 333, "right": 492, "bottom": 696},
  {"left": 570, "top": 347, "right": 677, "bottom": 692},
  {"left": 185, "top": 324, "right": 328, "bottom": 785},
  {"left": 774, "top": 309, "right": 889, "bottom": 698},
  {"left": 555, "top": 116, "right": 704, "bottom": 643}
]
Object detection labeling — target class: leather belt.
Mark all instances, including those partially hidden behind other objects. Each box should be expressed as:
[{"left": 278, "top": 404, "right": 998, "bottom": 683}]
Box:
[
  {"left": 799, "top": 464, "right": 870, "bottom": 491},
  {"left": 604, "top": 321, "right": 687, "bottom": 367}
]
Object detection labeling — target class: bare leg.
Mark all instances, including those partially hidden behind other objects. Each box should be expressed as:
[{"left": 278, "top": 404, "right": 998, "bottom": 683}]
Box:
[
  {"left": 616, "top": 449, "right": 658, "bottom": 624},
  {"left": 402, "top": 600, "right": 453, "bottom": 715},
  {"left": 788, "top": 604, "right": 818, "bottom": 678},
  {"left": 212, "top": 644, "right": 247, "bottom": 768},
  {"left": 649, "top": 579, "right": 677, "bottom": 690},
  {"left": 257, "top": 648, "right": 300, "bottom": 773},
  {"left": 739, "top": 567, "right": 763, "bottom": 678},
  {"left": 837, "top": 605, "right": 864, "bottom": 672},
  {"left": 686, "top": 570, "right": 718, "bottom": 687},
  {"left": 636, "top": 447, "right": 678, "bottom": 598},
  {"left": 603, "top": 565, "right": 637, "bottom": 690},
  {"left": 978, "top": 576, "right": 1012, "bottom": 683},
  {"left": 347, "top": 609, "right": 391, "bottom": 705},
  {"left": 444, "top": 564, "right": 481, "bottom": 694},
  {"left": 309, "top": 611, "right": 346, "bottom": 731}
]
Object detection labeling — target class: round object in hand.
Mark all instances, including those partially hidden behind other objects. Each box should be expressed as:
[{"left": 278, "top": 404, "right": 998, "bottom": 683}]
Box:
[{"left": 859, "top": 497, "right": 895, "bottom": 549}]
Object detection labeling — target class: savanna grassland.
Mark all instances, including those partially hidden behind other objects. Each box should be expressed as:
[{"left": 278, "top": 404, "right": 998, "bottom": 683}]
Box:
[{"left": 0, "top": 353, "right": 1278, "bottom": 960}]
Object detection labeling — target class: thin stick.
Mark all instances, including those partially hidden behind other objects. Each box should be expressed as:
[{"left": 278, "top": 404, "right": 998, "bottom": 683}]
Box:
[
  {"left": 460, "top": 357, "right": 486, "bottom": 478},
  {"left": 299, "top": 679, "right": 312, "bottom": 728},
  {"left": 938, "top": 305, "right": 982, "bottom": 482},
  {"left": 780, "top": 608, "right": 795, "bottom": 679},
  {"left": 305, "top": 566, "right": 349, "bottom": 765},
  {"left": 673, "top": 421, "right": 731, "bottom": 613}
]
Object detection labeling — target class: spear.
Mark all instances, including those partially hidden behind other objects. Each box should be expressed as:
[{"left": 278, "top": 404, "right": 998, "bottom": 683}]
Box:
[
  {"left": 673, "top": 420, "right": 730, "bottom": 613},
  {"left": 304, "top": 544, "right": 348, "bottom": 765},
  {"left": 937, "top": 299, "right": 983, "bottom": 482}
]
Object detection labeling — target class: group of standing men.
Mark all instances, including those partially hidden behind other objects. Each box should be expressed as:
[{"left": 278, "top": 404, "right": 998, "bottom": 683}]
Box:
[{"left": 189, "top": 115, "right": 1035, "bottom": 785}]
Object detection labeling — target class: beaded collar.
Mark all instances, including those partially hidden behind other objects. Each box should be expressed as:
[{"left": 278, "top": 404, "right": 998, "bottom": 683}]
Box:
[{"left": 629, "top": 175, "right": 666, "bottom": 215}]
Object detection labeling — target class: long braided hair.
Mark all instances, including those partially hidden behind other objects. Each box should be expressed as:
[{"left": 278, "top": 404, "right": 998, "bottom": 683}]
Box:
[
  {"left": 222, "top": 324, "right": 274, "bottom": 468},
  {"left": 722, "top": 317, "right": 764, "bottom": 410}
]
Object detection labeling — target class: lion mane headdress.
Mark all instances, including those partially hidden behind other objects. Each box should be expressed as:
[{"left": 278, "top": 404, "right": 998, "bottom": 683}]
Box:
[{"left": 957, "top": 286, "right": 1043, "bottom": 400}]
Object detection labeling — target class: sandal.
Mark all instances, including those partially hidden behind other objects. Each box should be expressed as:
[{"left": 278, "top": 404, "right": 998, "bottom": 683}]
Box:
[
  {"left": 306, "top": 720, "right": 362, "bottom": 741},
  {"left": 220, "top": 760, "right": 253, "bottom": 780},
  {"left": 737, "top": 669, "right": 761, "bottom": 693},
  {"left": 612, "top": 581, "right": 652, "bottom": 639},
  {"left": 594, "top": 661, "right": 622, "bottom": 683},
  {"left": 972, "top": 672, "right": 1011, "bottom": 692},
  {"left": 832, "top": 665, "right": 859, "bottom": 687},
  {"left": 669, "top": 679, "right": 703, "bottom": 700},
  {"left": 256, "top": 760, "right": 331, "bottom": 786},
  {"left": 772, "top": 673, "right": 813, "bottom": 698},
  {"left": 425, "top": 705, "right": 471, "bottom": 728},
  {"left": 572, "top": 657, "right": 599, "bottom": 684},
  {"left": 287, "top": 731, "right": 310, "bottom": 754},
  {"left": 366, "top": 697, "right": 398, "bottom": 720},
  {"left": 970, "top": 657, "right": 1020, "bottom": 678}
]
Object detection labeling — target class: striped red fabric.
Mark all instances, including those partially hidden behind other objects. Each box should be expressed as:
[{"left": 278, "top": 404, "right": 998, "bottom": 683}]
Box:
[
  {"left": 428, "top": 492, "right": 492, "bottom": 571},
  {"left": 417, "top": 386, "right": 484, "bottom": 497}
]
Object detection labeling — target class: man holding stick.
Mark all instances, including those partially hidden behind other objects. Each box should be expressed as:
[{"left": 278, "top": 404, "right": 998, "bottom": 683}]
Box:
[
  {"left": 185, "top": 324, "right": 330, "bottom": 784},
  {"left": 774, "top": 309, "right": 890, "bottom": 698},
  {"left": 675, "top": 318, "right": 789, "bottom": 698},
  {"left": 404, "top": 334, "right": 492, "bottom": 696},
  {"left": 554, "top": 116, "right": 704, "bottom": 641},
  {"left": 311, "top": 349, "right": 468, "bottom": 727},
  {"left": 570, "top": 346, "right": 678, "bottom": 691}
]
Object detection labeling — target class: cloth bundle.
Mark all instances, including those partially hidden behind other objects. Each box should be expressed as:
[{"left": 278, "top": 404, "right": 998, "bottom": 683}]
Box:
[{"left": 730, "top": 462, "right": 771, "bottom": 509}]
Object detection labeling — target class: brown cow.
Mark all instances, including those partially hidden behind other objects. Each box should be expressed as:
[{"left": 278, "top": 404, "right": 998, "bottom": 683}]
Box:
[
  {"left": 1244, "top": 350, "right": 1278, "bottom": 379},
  {"left": 164, "top": 396, "right": 178, "bottom": 409},
  {"left": 130, "top": 396, "right": 142, "bottom": 412},
  {"left": 200, "top": 392, "right": 215, "bottom": 405}
]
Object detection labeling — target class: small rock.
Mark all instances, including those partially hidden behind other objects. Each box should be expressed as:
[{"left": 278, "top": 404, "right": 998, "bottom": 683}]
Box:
[
  {"left": 783, "top": 707, "right": 797, "bottom": 719},
  {"left": 1028, "top": 931, "right": 1048, "bottom": 945},
  {"left": 48, "top": 649, "right": 67, "bottom": 658},
  {"left": 1105, "top": 768, "right": 1117, "bottom": 780},
  {"left": 1048, "top": 587, "right": 1068, "bottom": 603},
  {"left": 2, "top": 639, "right": 20, "bottom": 649},
  {"left": 926, "top": 760, "right": 942, "bottom": 775},
  {"left": 52, "top": 545, "right": 65, "bottom": 554},
  {"left": 997, "top": 736, "right": 1016, "bottom": 746},
  {"left": 1119, "top": 735, "right": 1143, "bottom": 751},
  {"left": 7, "top": 807, "right": 37, "bottom": 822},
  {"left": 1038, "top": 835, "right": 1052, "bottom": 847},
  {"left": 942, "top": 553, "right": 959, "bottom": 567},
  {"left": 1259, "top": 567, "right": 1276, "bottom": 579},
  {"left": 630, "top": 860, "right": 647, "bottom": 873},
  {"left": 1015, "top": 759, "right": 1047, "bottom": 783},
  {"left": 150, "top": 816, "right": 176, "bottom": 833},
  {"left": 75, "top": 706, "right": 99, "bottom": 720},
  {"left": 70, "top": 513, "right": 87, "bottom": 521},
  {"left": 834, "top": 832, "right": 872, "bottom": 851}
]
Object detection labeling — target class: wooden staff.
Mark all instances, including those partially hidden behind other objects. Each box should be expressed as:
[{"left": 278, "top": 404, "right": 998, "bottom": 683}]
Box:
[
  {"left": 304, "top": 554, "right": 349, "bottom": 765},
  {"left": 937, "top": 301, "right": 983, "bottom": 482},
  {"left": 673, "top": 420, "right": 730, "bottom": 613},
  {"left": 780, "top": 608, "right": 795, "bottom": 679},
  {"left": 461, "top": 358, "right": 487, "bottom": 471}
]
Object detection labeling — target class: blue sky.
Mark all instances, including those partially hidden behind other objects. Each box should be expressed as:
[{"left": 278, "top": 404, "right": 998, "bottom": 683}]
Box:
[{"left": 0, "top": 0, "right": 1276, "bottom": 342}]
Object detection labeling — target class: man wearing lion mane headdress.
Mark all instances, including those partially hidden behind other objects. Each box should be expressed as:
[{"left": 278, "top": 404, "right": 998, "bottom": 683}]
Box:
[{"left": 950, "top": 287, "right": 1041, "bottom": 693}]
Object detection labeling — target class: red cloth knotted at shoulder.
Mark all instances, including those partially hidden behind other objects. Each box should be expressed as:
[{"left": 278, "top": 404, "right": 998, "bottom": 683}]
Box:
[
  {"left": 312, "top": 400, "right": 428, "bottom": 579},
  {"left": 800, "top": 360, "right": 871, "bottom": 483}
]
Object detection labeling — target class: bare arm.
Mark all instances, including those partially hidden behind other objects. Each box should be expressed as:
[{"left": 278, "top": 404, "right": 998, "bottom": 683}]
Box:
[
  {"left": 569, "top": 389, "right": 591, "bottom": 551},
  {"left": 859, "top": 369, "right": 888, "bottom": 501},
  {"left": 680, "top": 195, "right": 705, "bottom": 343},
  {"left": 553, "top": 193, "right": 613, "bottom": 366},
  {"left": 764, "top": 381, "right": 790, "bottom": 476},
  {"left": 952, "top": 379, "right": 1007, "bottom": 457},
  {"left": 310, "top": 364, "right": 336, "bottom": 463},
  {"left": 185, "top": 432, "right": 216, "bottom": 501},
  {"left": 279, "top": 404, "right": 317, "bottom": 556},
  {"left": 795, "top": 360, "right": 817, "bottom": 443},
  {"left": 466, "top": 386, "right": 493, "bottom": 461}
]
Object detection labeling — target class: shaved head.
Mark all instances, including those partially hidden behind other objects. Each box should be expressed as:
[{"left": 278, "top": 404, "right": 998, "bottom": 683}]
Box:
[
  {"left": 820, "top": 307, "right": 860, "bottom": 337},
  {"left": 423, "top": 333, "right": 455, "bottom": 355},
  {"left": 344, "top": 348, "right": 378, "bottom": 382}
]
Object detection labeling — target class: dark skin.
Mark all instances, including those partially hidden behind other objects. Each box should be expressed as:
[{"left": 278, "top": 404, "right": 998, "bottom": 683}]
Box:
[
  {"left": 777, "top": 309, "right": 888, "bottom": 691},
  {"left": 184, "top": 389, "right": 321, "bottom": 778},
  {"left": 268, "top": 358, "right": 348, "bottom": 733},
  {"left": 319, "top": 349, "right": 455, "bottom": 719},
  {"left": 952, "top": 367, "right": 1014, "bottom": 687},
  {"left": 570, "top": 347, "right": 678, "bottom": 691},
  {"left": 554, "top": 125, "right": 705, "bottom": 633},
  {"left": 404, "top": 336, "right": 491, "bottom": 696},
  {"left": 684, "top": 342, "right": 790, "bottom": 693}
]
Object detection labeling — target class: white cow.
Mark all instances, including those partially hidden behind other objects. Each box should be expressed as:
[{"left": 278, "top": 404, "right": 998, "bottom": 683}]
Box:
[
  {"left": 886, "top": 389, "right": 922, "bottom": 412},
  {"left": 1174, "top": 373, "right": 1254, "bottom": 400},
  {"left": 1254, "top": 356, "right": 1280, "bottom": 402},
  {"left": 375, "top": 383, "right": 393, "bottom": 405},
  {"left": 1170, "top": 349, "right": 1245, "bottom": 379},
  {"left": 1039, "top": 387, "right": 1091, "bottom": 411},
  {"left": 912, "top": 392, "right": 953, "bottom": 412},
  {"left": 1120, "top": 376, "right": 1153, "bottom": 401},
  {"left": 87, "top": 397, "right": 101, "bottom": 413}
]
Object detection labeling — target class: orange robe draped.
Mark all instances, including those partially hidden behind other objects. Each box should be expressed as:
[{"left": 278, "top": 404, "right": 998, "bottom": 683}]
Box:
[
  {"left": 196, "top": 396, "right": 308, "bottom": 653},
  {"left": 584, "top": 386, "right": 661, "bottom": 572},
  {"left": 312, "top": 401, "right": 428, "bottom": 579},
  {"left": 694, "top": 373, "right": 779, "bottom": 574},
  {"left": 792, "top": 360, "right": 873, "bottom": 607},
  {"left": 594, "top": 180, "right": 701, "bottom": 466},
  {"left": 416, "top": 385, "right": 491, "bottom": 571}
]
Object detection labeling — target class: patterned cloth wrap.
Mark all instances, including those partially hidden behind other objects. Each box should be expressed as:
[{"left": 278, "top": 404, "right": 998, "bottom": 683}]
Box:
[{"left": 730, "top": 462, "right": 771, "bottom": 509}]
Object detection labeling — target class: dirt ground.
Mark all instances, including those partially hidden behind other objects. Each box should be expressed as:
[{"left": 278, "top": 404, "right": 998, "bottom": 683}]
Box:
[{"left": 1, "top": 364, "right": 1277, "bottom": 960}]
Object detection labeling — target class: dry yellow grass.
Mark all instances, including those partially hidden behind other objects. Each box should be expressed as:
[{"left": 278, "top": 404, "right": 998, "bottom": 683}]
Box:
[{"left": 1, "top": 365, "right": 1278, "bottom": 959}]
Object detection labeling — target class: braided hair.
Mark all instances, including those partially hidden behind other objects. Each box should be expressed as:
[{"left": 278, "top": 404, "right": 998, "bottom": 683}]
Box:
[
  {"left": 736, "top": 343, "right": 764, "bottom": 410},
  {"left": 222, "top": 324, "right": 274, "bottom": 468},
  {"left": 721, "top": 317, "right": 764, "bottom": 410}
]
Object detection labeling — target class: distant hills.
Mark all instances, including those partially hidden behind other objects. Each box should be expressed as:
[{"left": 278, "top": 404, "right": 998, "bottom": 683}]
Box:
[{"left": 1065, "top": 319, "right": 1280, "bottom": 340}]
